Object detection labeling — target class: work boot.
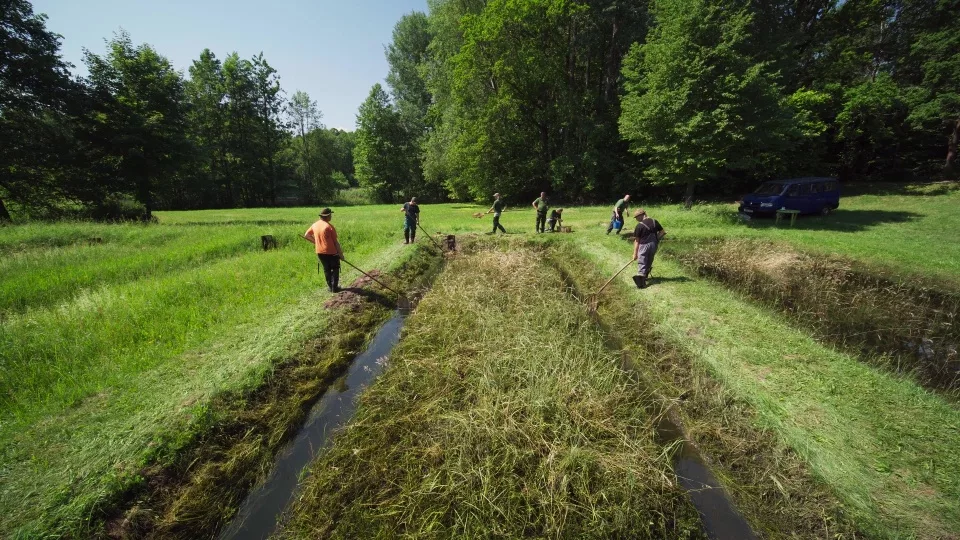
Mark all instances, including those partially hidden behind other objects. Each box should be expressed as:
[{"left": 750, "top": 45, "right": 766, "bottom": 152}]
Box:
[{"left": 632, "top": 275, "right": 647, "bottom": 289}]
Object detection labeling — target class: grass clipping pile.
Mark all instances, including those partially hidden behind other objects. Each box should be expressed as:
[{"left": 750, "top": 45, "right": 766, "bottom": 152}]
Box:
[{"left": 277, "top": 245, "right": 703, "bottom": 538}]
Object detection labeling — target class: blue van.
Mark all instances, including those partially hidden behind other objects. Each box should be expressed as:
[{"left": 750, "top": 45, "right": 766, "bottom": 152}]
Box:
[{"left": 739, "top": 177, "right": 840, "bottom": 217}]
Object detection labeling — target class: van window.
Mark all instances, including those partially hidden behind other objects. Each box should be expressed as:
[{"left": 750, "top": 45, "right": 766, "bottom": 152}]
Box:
[
  {"left": 825, "top": 181, "right": 837, "bottom": 191},
  {"left": 755, "top": 183, "right": 784, "bottom": 195},
  {"left": 811, "top": 182, "right": 824, "bottom": 193},
  {"left": 786, "top": 185, "right": 800, "bottom": 196}
]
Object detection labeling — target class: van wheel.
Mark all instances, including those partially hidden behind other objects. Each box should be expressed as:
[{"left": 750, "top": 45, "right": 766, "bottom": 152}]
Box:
[{"left": 821, "top": 206, "right": 832, "bottom": 216}]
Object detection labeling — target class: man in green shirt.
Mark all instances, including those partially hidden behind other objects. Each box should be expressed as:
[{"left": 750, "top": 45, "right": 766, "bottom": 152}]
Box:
[
  {"left": 486, "top": 192, "right": 507, "bottom": 234},
  {"left": 606, "top": 194, "right": 631, "bottom": 234},
  {"left": 401, "top": 196, "right": 420, "bottom": 244},
  {"left": 532, "top": 192, "right": 548, "bottom": 233}
]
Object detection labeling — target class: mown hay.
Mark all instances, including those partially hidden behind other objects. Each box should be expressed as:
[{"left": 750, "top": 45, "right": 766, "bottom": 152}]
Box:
[{"left": 277, "top": 241, "right": 703, "bottom": 539}]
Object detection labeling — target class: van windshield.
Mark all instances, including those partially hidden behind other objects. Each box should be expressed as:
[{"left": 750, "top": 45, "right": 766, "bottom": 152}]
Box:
[{"left": 754, "top": 183, "right": 785, "bottom": 195}]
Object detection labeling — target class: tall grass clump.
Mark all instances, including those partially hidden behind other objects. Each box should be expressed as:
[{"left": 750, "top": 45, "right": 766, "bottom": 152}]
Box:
[
  {"left": 277, "top": 241, "right": 703, "bottom": 538},
  {"left": 673, "top": 238, "right": 960, "bottom": 395}
]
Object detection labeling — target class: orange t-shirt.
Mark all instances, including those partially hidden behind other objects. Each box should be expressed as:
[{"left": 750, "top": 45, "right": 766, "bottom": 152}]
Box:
[{"left": 305, "top": 219, "right": 340, "bottom": 255}]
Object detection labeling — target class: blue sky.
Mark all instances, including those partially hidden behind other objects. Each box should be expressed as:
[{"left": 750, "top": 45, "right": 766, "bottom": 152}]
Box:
[{"left": 34, "top": 0, "right": 429, "bottom": 130}]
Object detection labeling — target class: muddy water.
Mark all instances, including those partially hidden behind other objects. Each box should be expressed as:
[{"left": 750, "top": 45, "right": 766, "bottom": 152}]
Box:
[
  {"left": 218, "top": 310, "right": 407, "bottom": 540},
  {"left": 654, "top": 408, "right": 757, "bottom": 540}
]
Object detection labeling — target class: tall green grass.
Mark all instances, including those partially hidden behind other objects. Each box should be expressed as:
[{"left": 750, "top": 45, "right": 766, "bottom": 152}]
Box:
[
  {"left": 0, "top": 206, "right": 456, "bottom": 537},
  {"left": 277, "top": 241, "right": 703, "bottom": 538}
]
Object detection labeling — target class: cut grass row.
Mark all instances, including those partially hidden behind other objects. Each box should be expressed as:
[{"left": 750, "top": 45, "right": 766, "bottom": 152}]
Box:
[
  {"left": 276, "top": 240, "right": 704, "bottom": 538},
  {"left": 570, "top": 233, "right": 960, "bottom": 538},
  {"left": 0, "top": 206, "right": 450, "bottom": 537}
]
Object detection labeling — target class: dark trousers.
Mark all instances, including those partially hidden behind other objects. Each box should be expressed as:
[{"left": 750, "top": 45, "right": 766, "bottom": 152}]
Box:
[
  {"left": 536, "top": 212, "right": 547, "bottom": 233},
  {"left": 318, "top": 254, "right": 341, "bottom": 291},
  {"left": 492, "top": 214, "right": 506, "bottom": 233},
  {"left": 404, "top": 220, "right": 417, "bottom": 242}
]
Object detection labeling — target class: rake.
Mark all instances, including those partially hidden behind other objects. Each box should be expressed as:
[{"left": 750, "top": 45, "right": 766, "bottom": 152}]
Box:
[
  {"left": 342, "top": 258, "right": 412, "bottom": 307},
  {"left": 417, "top": 222, "right": 444, "bottom": 250},
  {"left": 587, "top": 259, "right": 633, "bottom": 313}
]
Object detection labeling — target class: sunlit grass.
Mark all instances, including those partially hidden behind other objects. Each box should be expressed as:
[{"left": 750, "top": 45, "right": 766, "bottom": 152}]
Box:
[{"left": 277, "top": 240, "right": 703, "bottom": 538}]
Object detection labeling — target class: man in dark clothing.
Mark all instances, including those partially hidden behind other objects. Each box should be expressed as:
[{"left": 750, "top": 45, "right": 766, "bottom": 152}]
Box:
[
  {"left": 401, "top": 196, "right": 420, "bottom": 244},
  {"left": 547, "top": 208, "right": 563, "bottom": 232},
  {"left": 606, "top": 194, "right": 631, "bottom": 234},
  {"left": 631, "top": 208, "right": 665, "bottom": 289},
  {"left": 487, "top": 192, "right": 507, "bottom": 234},
  {"left": 532, "top": 192, "right": 548, "bottom": 233}
]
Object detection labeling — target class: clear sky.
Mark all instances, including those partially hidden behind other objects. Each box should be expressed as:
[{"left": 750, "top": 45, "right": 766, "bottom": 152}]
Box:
[{"left": 33, "top": 0, "right": 429, "bottom": 130}]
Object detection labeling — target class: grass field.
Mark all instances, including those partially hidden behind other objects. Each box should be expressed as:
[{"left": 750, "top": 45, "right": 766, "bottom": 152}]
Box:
[
  {"left": 277, "top": 240, "right": 703, "bottom": 538},
  {"left": 1, "top": 182, "right": 959, "bottom": 538}
]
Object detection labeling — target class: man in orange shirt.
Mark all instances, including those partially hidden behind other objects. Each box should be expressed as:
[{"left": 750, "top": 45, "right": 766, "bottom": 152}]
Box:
[{"left": 303, "top": 207, "right": 344, "bottom": 292}]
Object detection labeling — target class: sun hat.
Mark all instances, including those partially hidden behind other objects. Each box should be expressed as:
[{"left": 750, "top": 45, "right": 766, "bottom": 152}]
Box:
[
  {"left": 633, "top": 208, "right": 646, "bottom": 218},
  {"left": 319, "top": 208, "right": 333, "bottom": 216}
]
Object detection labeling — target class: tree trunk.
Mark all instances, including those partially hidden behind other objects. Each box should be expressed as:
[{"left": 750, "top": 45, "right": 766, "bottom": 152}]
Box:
[
  {"left": 684, "top": 180, "right": 695, "bottom": 210},
  {"left": 139, "top": 175, "right": 153, "bottom": 221},
  {"left": 0, "top": 196, "right": 11, "bottom": 222},
  {"left": 946, "top": 116, "right": 959, "bottom": 174}
]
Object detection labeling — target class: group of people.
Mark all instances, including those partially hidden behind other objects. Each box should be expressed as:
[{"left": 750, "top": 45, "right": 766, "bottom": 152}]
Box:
[{"left": 302, "top": 192, "right": 666, "bottom": 293}]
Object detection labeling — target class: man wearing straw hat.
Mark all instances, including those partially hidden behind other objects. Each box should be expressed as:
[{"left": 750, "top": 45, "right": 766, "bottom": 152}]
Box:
[
  {"left": 303, "top": 207, "right": 344, "bottom": 293},
  {"left": 631, "top": 208, "right": 665, "bottom": 289}
]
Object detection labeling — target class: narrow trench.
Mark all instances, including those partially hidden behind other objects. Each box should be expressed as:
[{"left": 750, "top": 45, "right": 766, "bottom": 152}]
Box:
[
  {"left": 218, "top": 309, "right": 409, "bottom": 540},
  {"left": 549, "top": 253, "right": 757, "bottom": 540},
  {"left": 218, "top": 253, "right": 445, "bottom": 540}
]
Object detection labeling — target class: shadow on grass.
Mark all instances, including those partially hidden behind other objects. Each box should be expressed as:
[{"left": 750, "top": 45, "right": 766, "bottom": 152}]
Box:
[
  {"left": 651, "top": 276, "right": 693, "bottom": 284},
  {"left": 742, "top": 209, "right": 924, "bottom": 232}
]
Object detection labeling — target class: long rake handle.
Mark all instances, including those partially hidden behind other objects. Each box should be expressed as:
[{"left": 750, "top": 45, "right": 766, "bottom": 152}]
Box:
[
  {"left": 594, "top": 259, "right": 634, "bottom": 296},
  {"left": 342, "top": 258, "right": 406, "bottom": 298},
  {"left": 417, "top": 222, "right": 443, "bottom": 249}
]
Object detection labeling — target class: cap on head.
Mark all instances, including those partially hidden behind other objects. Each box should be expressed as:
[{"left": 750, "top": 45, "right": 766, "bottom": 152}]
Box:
[
  {"left": 633, "top": 208, "right": 646, "bottom": 219},
  {"left": 411, "top": 196, "right": 417, "bottom": 203},
  {"left": 319, "top": 208, "right": 333, "bottom": 217},
  {"left": 493, "top": 192, "right": 500, "bottom": 198}
]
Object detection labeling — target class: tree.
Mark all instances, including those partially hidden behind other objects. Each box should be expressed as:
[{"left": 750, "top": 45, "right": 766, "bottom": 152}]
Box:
[
  {"left": 251, "top": 53, "right": 286, "bottom": 205},
  {"left": 184, "top": 49, "right": 227, "bottom": 207},
  {"left": 0, "top": 0, "right": 82, "bottom": 221},
  {"left": 354, "top": 84, "right": 406, "bottom": 202},
  {"left": 385, "top": 12, "right": 442, "bottom": 199},
  {"left": 287, "top": 90, "right": 323, "bottom": 202},
  {"left": 619, "top": 0, "right": 796, "bottom": 207},
  {"left": 905, "top": 0, "right": 960, "bottom": 173},
  {"left": 83, "top": 31, "right": 188, "bottom": 219}
]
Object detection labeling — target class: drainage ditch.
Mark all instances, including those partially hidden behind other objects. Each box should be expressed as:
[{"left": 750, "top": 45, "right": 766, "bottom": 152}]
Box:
[{"left": 219, "top": 309, "right": 409, "bottom": 539}]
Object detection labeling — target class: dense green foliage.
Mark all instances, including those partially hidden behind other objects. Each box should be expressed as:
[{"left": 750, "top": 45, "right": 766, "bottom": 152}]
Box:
[
  {"left": 2, "top": 0, "right": 958, "bottom": 213},
  {"left": 0, "top": 2, "right": 355, "bottom": 220},
  {"left": 360, "top": 0, "right": 959, "bottom": 202}
]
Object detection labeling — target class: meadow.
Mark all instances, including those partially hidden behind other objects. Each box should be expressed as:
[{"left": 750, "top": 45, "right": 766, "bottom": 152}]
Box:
[{"left": 1, "top": 182, "right": 959, "bottom": 537}]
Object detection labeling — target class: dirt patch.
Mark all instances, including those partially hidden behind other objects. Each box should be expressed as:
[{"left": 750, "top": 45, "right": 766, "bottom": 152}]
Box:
[{"left": 323, "top": 271, "right": 386, "bottom": 310}]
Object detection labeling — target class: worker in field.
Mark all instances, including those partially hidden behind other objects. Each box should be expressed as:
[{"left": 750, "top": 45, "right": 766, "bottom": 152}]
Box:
[
  {"left": 607, "top": 194, "right": 631, "bottom": 234},
  {"left": 486, "top": 192, "right": 507, "bottom": 234},
  {"left": 632, "top": 208, "right": 666, "bottom": 289},
  {"left": 303, "top": 208, "right": 344, "bottom": 293},
  {"left": 532, "top": 192, "right": 548, "bottom": 233},
  {"left": 401, "top": 196, "right": 420, "bottom": 244},
  {"left": 547, "top": 208, "right": 563, "bottom": 232}
]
